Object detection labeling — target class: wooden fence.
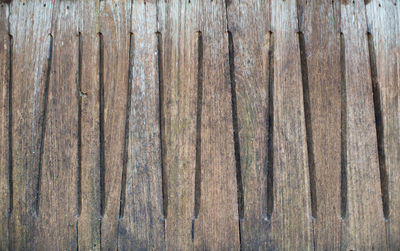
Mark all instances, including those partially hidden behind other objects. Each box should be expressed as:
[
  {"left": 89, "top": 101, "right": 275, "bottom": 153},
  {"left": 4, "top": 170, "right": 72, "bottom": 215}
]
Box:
[{"left": 0, "top": 0, "right": 399, "bottom": 250}]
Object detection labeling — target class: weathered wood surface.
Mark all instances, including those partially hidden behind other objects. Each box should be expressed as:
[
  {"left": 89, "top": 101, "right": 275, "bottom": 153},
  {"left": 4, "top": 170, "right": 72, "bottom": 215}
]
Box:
[{"left": 1, "top": 0, "right": 399, "bottom": 250}]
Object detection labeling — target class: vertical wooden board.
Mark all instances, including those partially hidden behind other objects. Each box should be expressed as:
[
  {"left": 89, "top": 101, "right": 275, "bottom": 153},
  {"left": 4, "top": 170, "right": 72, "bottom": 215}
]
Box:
[
  {"left": 118, "top": 1, "right": 165, "bottom": 249},
  {"left": 226, "top": 0, "right": 271, "bottom": 249},
  {"left": 33, "top": 1, "right": 79, "bottom": 249},
  {"left": 192, "top": 1, "right": 240, "bottom": 250},
  {"left": 269, "top": 0, "right": 313, "bottom": 249},
  {"left": 157, "top": 1, "right": 198, "bottom": 250},
  {"left": 8, "top": 1, "right": 53, "bottom": 249},
  {"left": 340, "top": 0, "right": 387, "bottom": 249},
  {"left": 77, "top": 1, "right": 101, "bottom": 250},
  {"left": 365, "top": 0, "right": 399, "bottom": 248},
  {"left": 0, "top": 3, "right": 10, "bottom": 250},
  {"left": 298, "top": 1, "right": 342, "bottom": 250},
  {"left": 99, "top": 0, "right": 131, "bottom": 249}
]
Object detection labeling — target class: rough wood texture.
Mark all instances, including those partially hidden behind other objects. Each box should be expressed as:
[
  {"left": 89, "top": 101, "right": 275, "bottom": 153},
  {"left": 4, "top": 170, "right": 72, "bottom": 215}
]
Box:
[
  {"left": 118, "top": 1, "right": 165, "bottom": 250},
  {"left": 33, "top": 1, "right": 79, "bottom": 249},
  {"left": 8, "top": 1, "right": 53, "bottom": 249},
  {"left": 269, "top": 0, "right": 313, "bottom": 249},
  {"left": 0, "top": 3, "right": 10, "bottom": 250},
  {"left": 298, "top": 1, "right": 342, "bottom": 250},
  {"left": 226, "top": 0, "right": 271, "bottom": 249},
  {"left": 340, "top": 0, "right": 387, "bottom": 249},
  {"left": 366, "top": 0, "right": 399, "bottom": 248},
  {"left": 99, "top": 0, "right": 131, "bottom": 249}
]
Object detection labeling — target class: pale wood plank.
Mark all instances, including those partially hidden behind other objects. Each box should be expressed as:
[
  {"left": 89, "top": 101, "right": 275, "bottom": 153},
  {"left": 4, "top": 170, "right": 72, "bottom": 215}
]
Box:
[
  {"left": 0, "top": 3, "right": 10, "bottom": 249},
  {"left": 99, "top": 0, "right": 131, "bottom": 249},
  {"left": 366, "top": 0, "right": 399, "bottom": 248},
  {"left": 77, "top": 1, "right": 101, "bottom": 250},
  {"left": 340, "top": 0, "right": 387, "bottom": 249},
  {"left": 8, "top": 1, "right": 54, "bottom": 249},
  {"left": 118, "top": 1, "right": 165, "bottom": 249},
  {"left": 226, "top": 0, "right": 271, "bottom": 249},
  {"left": 192, "top": 0, "right": 240, "bottom": 249},
  {"left": 157, "top": 1, "right": 198, "bottom": 250},
  {"left": 298, "top": 1, "right": 342, "bottom": 249},
  {"left": 269, "top": 0, "right": 313, "bottom": 249}
]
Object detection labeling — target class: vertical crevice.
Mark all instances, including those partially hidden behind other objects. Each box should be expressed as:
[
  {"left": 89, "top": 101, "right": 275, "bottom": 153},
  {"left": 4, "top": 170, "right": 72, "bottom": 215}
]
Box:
[
  {"left": 119, "top": 32, "right": 134, "bottom": 219},
  {"left": 8, "top": 34, "right": 13, "bottom": 216},
  {"left": 76, "top": 32, "right": 82, "bottom": 217},
  {"left": 266, "top": 31, "right": 274, "bottom": 220},
  {"left": 193, "top": 31, "right": 203, "bottom": 222},
  {"left": 228, "top": 30, "right": 243, "bottom": 250},
  {"left": 340, "top": 32, "right": 348, "bottom": 219},
  {"left": 98, "top": 32, "right": 105, "bottom": 217},
  {"left": 35, "top": 34, "right": 53, "bottom": 216},
  {"left": 367, "top": 31, "right": 389, "bottom": 219},
  {"left": 298, "top": 31, "right": 317, "bottom": 219}
]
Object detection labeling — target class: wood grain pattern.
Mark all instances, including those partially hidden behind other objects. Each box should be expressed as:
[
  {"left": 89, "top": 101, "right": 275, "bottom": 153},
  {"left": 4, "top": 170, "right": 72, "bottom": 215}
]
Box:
[
  {"left": 33, "top": 1, "right": 79, "bottom": 249},
  {"left": 118, "top": 1, "right": 165, "bottom": 249},
  {"left": 192, "top": 1, "right": 240, "bottom": 249},
  {"left": 8, "top": 1, "right": 53, "bottom": 249},
  {"left": 99, "top": 0, "right": 131, "bottom": 249},
  {"left": 269, "top": 0, "right": 313, "bottom": 249},
  {"left": 0, "top": 3, "right": 10, "bottom": 249},
  {"left": 366, "top": 0, "right": 399, "bottom": 248},
  {"left": 297, "top": 1, "right": 342, "bottom": 250},
  {"left": 77, "top": 1, "right": 101, "bottom": 250},
  {"left": 157, "top": 1, "right": 198, "bottom": 250},
  {"left": 226, "top": 0, "right": 271, "bottom": 249},
  {"left": 340, "top": 0, "right": 387, "bottom": 249}
]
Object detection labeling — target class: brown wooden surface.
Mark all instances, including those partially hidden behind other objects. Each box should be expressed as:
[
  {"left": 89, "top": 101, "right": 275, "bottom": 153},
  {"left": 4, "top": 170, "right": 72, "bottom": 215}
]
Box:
[{"left": 1, "top": 0, "right": 400, "bottom": 250}]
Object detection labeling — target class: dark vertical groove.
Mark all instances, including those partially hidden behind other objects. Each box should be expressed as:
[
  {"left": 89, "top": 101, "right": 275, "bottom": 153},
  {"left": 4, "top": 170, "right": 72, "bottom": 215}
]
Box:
[
  {"left": 35, "top": 34, "right": 53, "bottom": 216},
  {"left": 156, "top": 31, "right": 167, "bottom": 219},
  {"left": 266, "top": 31, "right": 274, "bottom": 219},
  {"left": 8, "top": 34, "right": 13, "bottom": 216},
  {"left": 367, "top": 31, "right": 389, "bottom": 219},
  {"left": 119, "top": 32, "right": 134, "bottom": 219},
  {"left": 76, "top": 32, "right": 82, "bottom": 217},
  {"left": 194, "top": 31, "right": 203, "bottom": 220},
  {"left": 340, "top": 32, "right": 348, "bottom": 219},
  {"left": 228, "top": 30, "right": 243, "bottom": 250},
  {"left": 98, "top": 32, "right": 105, "bottom": 217},
  {"left": 298, "top": 31, "right": 317, "bottom": 219}
]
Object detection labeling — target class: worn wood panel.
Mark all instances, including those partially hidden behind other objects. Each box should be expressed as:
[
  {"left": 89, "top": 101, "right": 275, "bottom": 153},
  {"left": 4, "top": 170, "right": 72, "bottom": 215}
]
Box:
[
  {"left": 298, "top": 1, "right": 342, "bottom": 250},
  {"left": 33, "top": 1, "right": 79, "bottom": 249},
  {"left": 192, "top": 1, "right": 240, "bottom": 250},
  {"left": 157, "top": 1, "right": 198, "bottom": 250},
  {"left": 0, "top": 3, "right": 10, "bottom": 249},
  {"left": 226, "top": 0, "right": 271, "bottom": 249},
  {"left": 117, "top": 1, "right": 165, "bottom": 249},
  {"left": 366, "top": 0, "right": 399, "bottom": 248},
  {"left": 77, "top": 1, "right": 101, "bottom": 250},
  {"left": 8, "top": 1, "right": 54, "bottom": 249},
  {"left": 269, "top": 0, "right": 313, "bottom": 249},
  {"left": 340, "top": 0, "right": 387, "bottom": 249},
  {"left": 99, "top": 0, "right": 131, "bottom": 249}
]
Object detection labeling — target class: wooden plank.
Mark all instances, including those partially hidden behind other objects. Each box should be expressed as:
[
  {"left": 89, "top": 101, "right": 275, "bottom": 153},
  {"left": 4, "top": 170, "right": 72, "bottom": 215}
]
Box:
[
  {"left": 340, "top": 0, "right": 387, "bottom": 249},
  {"left": 157, "top": 1, "right": 198, "bottom": 249},
  {"left": 33, "top": 1, "right": 79, "bottom": 249},
  {"left": 269, "top": 0, "right": 313, "bottom": 249},
  {"left": 365, "top": 0, "right": 399, "bottom": 248},
  {"left": 192, "top": 1, "right": 240, "bottom": 249},
  {"left": 77, "top": 1, "right": 101, "bottom": 250},
  {"left": 8, "top": 1, "right": 54, "bottom": 249},
  {"left": 225, "top": 0, "right": 271, "bottom": 249},
  {"left": 118, "top": 1, "right": 165, "bottom": 249},
  {"left": 297, "top": 1, "right": 342, "bottom": 250},
  {"left": 0, "top": 2, "right": 10, "bottom": 249},
  {"left": 99, "top": 0, "right": 131, "bottom": 249}
]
